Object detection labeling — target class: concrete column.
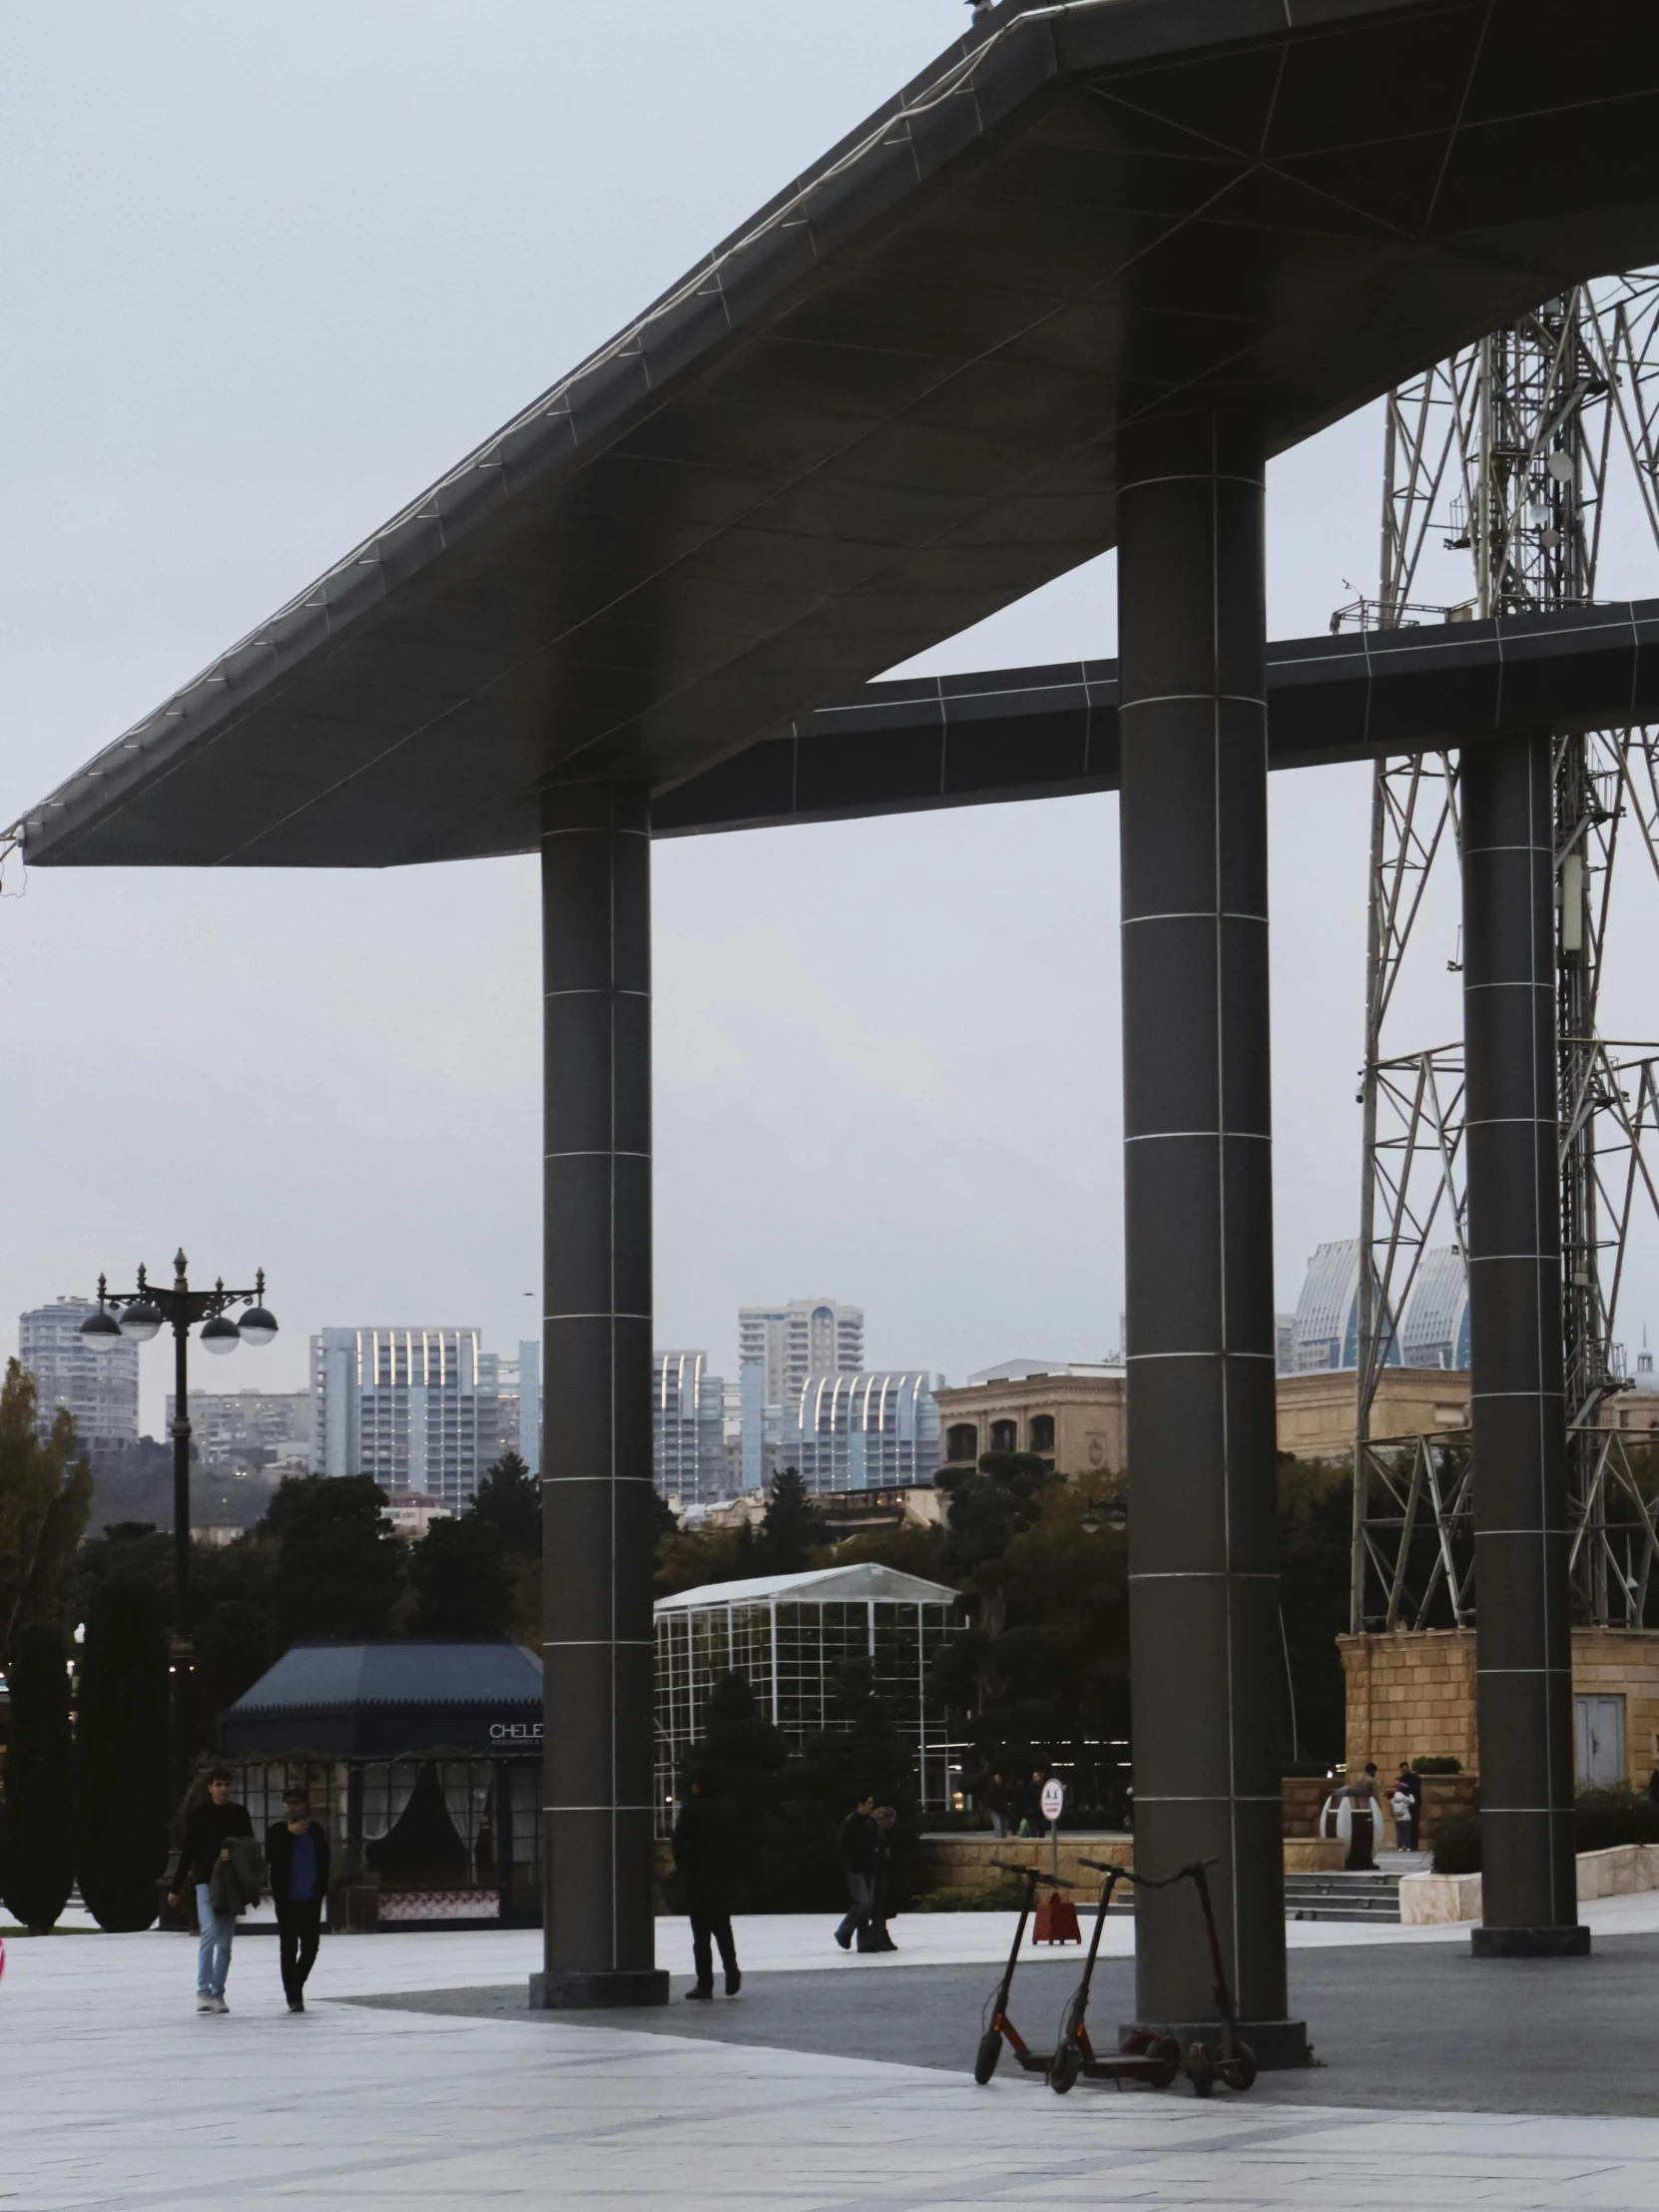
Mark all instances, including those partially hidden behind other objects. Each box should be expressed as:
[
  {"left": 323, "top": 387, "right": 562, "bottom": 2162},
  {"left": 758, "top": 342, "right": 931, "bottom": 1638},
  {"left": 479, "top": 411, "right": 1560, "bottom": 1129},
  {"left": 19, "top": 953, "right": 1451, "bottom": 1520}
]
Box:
[
  {"left": 1115, "top": 412, "right": 1305, "bottom": 2066},
  {"left": 1461, "top": 734, "right": 1587, "bottom": 1956},
  {"left": 529, "top": 779, "right": 668, "bottom": 2008}
]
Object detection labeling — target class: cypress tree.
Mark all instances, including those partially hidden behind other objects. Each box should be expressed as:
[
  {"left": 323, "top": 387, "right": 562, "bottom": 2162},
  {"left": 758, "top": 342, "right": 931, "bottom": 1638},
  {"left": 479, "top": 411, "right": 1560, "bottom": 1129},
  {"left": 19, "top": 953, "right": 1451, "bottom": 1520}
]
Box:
[
  {"left": 0, "top": 1619, "right": 75, "bottom": 1932},
  {"left": 75, "top": 1576, "right": 169, "bottom": 1932}
]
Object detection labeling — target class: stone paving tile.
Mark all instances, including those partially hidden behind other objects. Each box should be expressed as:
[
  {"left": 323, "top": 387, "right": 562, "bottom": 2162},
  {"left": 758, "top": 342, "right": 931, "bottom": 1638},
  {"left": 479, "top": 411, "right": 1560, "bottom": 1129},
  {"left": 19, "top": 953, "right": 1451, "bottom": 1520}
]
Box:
[{"left": 4, "top": 1926, "right": 1658, "bottom": 2210}]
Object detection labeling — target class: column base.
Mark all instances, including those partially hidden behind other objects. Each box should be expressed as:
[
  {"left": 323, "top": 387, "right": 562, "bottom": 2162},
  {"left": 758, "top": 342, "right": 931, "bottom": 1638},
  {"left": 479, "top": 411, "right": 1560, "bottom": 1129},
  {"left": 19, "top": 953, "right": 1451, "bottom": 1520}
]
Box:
[
  {"left": 1117, "top": 2018, "right": 1310, "bottom": 2070},
  {"left": 529, "top": 1967, "right": 671, "bottom": 2009},
  {"left": 1470, "top": 1924, "right": 1590, "bottom": 1958}
]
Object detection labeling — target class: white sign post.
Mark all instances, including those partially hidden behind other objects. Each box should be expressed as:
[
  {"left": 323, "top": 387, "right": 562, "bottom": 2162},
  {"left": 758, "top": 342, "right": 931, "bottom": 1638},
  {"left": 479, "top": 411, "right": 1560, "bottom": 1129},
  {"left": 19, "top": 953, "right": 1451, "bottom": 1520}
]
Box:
[{"left": 1040, "top": 1776, "right": 1065, "bottom": 1884}]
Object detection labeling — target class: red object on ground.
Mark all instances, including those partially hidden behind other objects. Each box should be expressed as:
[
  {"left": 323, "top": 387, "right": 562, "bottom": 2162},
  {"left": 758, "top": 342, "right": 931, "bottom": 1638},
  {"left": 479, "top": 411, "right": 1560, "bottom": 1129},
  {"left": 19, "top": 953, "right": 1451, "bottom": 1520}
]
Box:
[{"left": 1031, "top": 1895, "right": 1082, "bottom": 1944}]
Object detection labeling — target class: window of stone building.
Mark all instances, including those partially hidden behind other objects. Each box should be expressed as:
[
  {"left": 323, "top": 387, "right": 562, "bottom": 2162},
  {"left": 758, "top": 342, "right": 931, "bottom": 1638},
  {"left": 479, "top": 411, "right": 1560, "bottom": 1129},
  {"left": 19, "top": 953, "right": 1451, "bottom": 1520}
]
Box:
[
  {"left": 1029, "top": 1413, "right": 1055, "bottom": 1453},
  {"left": 945, "top": 1422, "right": 978, "bottom": 1464},
  {"left": 989, "top": 1418, "right": 1018, "bottom": 1453}
]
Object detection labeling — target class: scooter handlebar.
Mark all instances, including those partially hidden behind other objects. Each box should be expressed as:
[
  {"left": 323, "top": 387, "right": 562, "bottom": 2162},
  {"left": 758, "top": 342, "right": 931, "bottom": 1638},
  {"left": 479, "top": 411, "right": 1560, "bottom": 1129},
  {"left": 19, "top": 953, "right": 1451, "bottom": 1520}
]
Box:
[{"left": 990, "top": 1861, "right": 1072, "bottom": 1888}]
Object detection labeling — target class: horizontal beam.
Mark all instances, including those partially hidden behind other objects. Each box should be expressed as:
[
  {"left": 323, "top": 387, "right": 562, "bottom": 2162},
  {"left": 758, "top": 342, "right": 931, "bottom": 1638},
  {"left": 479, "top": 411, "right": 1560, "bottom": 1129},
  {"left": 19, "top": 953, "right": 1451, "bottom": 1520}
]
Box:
[{"left": 652, "top": 600, "right": 1659, "bottom": 836}]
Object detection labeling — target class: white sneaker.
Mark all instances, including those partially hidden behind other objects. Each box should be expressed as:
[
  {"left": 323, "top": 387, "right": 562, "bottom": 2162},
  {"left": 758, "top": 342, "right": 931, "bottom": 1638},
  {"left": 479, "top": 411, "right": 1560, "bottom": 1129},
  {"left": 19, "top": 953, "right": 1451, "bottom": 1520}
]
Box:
[
  {"left": 210, "top": 1994, "right": 229, "bottom": 2014},
  {"left": 196, "top": 1992, "right": 214, "bottom": 2013}
]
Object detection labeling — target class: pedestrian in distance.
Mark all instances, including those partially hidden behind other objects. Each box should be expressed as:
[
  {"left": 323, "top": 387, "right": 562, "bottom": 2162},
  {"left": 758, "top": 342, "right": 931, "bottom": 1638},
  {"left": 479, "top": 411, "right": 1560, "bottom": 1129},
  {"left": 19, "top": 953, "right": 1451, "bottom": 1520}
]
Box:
[
  {"left": 833, "top": 1792, "right": 879, "bottom": 1951},
  {"left": 1394, "top": 1762, "right": 1422, "bottom": 1852},
  {"left": 168, "top": 1766, "right": 256, "bottom": 2014},
  {"left": 863, "top": 1804, "right": 899, "bottom": 1952},
  {"left": 267, "top": 1786, "right": 331, "bottom": 2013},
  {"left": 1389, "top": 1779, "right": 1414, "bottom": 1852},
  {"left": 981, "top": 1767, "right": 1011, "bottom": 1840},
  {"left": 1014, "top": 1768, "right": 1049, "bottom": 1840},
  {"left": 673, "top": 1773, "right": 742, "bottom": 1999}
]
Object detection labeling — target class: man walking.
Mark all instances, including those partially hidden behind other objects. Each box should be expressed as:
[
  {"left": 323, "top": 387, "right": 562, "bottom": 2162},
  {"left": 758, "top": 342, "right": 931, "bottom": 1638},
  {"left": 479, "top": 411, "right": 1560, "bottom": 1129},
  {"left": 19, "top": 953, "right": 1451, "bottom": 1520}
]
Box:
[
  {"left": 267, "top": 1786, "right": 331, "bottom": 2012},
  {"left": 673, "top": 1773, "right": 741, "bottom": 1998},
  {"left": 833, "top": 1792, "right": 879, "bottom": 1951},
  {"left": 167, "top": 1766, "right": 255, "bottom": 2014}
]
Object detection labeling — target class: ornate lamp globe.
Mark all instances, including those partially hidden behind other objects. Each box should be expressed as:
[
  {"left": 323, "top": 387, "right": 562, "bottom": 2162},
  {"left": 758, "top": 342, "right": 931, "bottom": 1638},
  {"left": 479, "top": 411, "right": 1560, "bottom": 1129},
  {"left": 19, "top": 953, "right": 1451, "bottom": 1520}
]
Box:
[
  {"left": 199, "top": 1313, "right": 242, "bottom": 1357},
  {"left": 119, "top": 1296, "right": 164, "bottom": 1343},
  {"left": 79, "top": 1305, "right": 124, "bottom": 1352}
]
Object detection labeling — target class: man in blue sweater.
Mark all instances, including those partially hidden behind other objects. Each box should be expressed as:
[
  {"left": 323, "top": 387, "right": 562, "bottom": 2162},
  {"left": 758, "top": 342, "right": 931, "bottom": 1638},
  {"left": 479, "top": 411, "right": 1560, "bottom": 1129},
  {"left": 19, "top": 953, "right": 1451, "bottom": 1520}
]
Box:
[{"left": 266, "top": 1787, "right": 331, "bottom": 2012}]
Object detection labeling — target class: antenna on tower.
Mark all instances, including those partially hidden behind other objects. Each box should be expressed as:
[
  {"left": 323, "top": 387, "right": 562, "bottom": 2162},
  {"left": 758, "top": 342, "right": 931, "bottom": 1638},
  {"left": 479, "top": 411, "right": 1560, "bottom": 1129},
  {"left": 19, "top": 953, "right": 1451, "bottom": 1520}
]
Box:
[{"left": 1347, "top": 276, "right": 1659, "bottom": 1634}]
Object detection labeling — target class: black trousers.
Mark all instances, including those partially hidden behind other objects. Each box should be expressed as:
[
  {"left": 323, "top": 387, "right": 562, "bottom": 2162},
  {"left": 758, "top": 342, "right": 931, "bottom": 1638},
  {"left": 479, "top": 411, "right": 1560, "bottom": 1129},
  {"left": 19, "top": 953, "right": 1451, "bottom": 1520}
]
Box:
[
  {"left": 276, "top": 1899, "right": 322, "bottom": 2000},
  {"left": 689, "top": 1908, "right": 738, "bottom": 1989}
]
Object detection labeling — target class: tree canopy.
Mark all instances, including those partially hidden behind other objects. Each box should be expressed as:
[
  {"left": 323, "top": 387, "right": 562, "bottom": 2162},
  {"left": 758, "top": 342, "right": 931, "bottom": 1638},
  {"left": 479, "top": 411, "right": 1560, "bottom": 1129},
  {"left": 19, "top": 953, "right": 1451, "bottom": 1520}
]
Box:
[
  {"left": 260, "top": 1475, "right": 406, "bottom": 1642},
  {"left": 0, "top": 1359, "right": 93, "bottom": 1664},
  {"left": 470, "top": 1449, "right": 539, "bottom": 1554},
  {"left": 409, "top": 1514, "right": 512, "bottom": 1638}
]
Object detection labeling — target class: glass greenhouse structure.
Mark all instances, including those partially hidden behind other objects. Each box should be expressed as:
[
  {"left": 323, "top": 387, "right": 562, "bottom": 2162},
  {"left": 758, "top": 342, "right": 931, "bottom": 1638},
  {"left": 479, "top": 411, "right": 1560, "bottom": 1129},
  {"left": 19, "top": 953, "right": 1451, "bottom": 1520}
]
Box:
[{"left": 653, "top": 1561, "right": 961, "bottom": 1833}]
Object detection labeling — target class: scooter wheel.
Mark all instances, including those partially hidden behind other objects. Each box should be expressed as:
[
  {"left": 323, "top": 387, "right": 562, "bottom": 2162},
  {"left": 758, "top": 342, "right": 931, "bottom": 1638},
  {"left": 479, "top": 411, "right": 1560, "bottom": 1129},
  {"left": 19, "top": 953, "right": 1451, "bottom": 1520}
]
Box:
[
  {"left": 1187, "top": 2042, "right": 1216, "bottom": 2097},
  {"left": 974, "top": 2029, "right": 1003, "bottom": 2084},
  {"left": 1048, "top": 2042, "right": 1082, "bottom": 2095},
  {"left": 1149, "top": 2035, "right": 1182, "bottom": 2089},
  {"left": 1219, "top": 2043, "right": 1258, "bottom": 2093}
]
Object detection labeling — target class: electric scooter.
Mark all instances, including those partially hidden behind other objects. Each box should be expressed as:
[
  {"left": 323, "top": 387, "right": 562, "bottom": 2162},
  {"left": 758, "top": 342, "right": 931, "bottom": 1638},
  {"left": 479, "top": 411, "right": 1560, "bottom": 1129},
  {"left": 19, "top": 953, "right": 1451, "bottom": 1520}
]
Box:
[
  {"left": 1174, "top": 1859, "right": 1258, "bottom": 2096},
  {"left": 973, "top": 1862, "right": 1074, "bottom": 2083},
  {"left": 1046, "top": 1861, "right": 1180, "bottom": 2093},
  {"left": 1047, "top": 1859, "right": 1256, "bottom": 2097}
]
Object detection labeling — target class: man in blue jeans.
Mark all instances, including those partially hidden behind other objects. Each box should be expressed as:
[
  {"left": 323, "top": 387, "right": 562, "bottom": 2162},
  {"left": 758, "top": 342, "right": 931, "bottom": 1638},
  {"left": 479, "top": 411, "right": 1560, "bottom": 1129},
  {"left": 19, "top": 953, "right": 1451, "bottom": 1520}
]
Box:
[
  {"left": 167, "top": 1768, "right": 255, "bottom": 2014},
  {"left": 833, "top": 1794, "right": 879, "bottom": 1951}
]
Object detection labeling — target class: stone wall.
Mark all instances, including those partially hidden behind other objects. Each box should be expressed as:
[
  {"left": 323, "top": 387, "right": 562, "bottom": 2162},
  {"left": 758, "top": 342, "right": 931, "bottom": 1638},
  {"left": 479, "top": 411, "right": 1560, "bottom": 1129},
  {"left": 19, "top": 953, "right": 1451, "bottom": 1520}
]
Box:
[
  {"left": 1340, "top": 1628, "right": 1479, "bottom": 1776},
  {"left": 1341, "top": 1626, "right": 1659, "bottom": 1791}
]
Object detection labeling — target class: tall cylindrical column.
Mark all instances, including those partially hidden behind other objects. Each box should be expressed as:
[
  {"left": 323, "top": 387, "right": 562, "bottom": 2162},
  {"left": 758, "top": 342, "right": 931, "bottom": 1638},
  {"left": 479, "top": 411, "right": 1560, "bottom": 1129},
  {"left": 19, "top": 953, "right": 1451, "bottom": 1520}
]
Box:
[
  {"left": 1461, "top": 733, "right": 1587, "bottom": 1956},
  {"left": 529, "top": 778, "right": 668, "bottom": 2008},
  {"left": 1115, "top": 412, "right": 1304, "bottom": 2066}
]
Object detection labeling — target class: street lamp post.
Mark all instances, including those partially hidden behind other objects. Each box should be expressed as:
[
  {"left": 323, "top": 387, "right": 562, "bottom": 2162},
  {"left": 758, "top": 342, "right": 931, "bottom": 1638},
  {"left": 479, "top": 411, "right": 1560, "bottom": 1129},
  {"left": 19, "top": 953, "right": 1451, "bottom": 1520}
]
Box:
[{"left": 82, "top": 1249, "right": 276, "bottom": 1770}]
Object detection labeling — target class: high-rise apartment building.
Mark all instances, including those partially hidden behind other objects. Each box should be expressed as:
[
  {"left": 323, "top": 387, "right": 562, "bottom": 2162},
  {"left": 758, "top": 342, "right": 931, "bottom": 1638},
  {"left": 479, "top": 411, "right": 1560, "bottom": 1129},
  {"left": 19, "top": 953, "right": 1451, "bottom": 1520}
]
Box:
[
  {"left": 784, "top": 1371, "right": 940, "bottom": 1493},
  {"left": 738, "top": 1299, "right": 863, "bottom": 1404},
  {"left": 654, "top": 1351, "right": 728, "bottom": 1504},
  {"left": 738, "top": 1298, "right": 862, "bottom": 1489},
  {"left": 310, "top": 1328, "right": 501, "bottom": 1507},
  {"left": 19, "top": 1298, "right": 140, "bottom": 1447},
  {"left": 164, "top": 1386, "right": 312, "bottom": 1467},
  {"left": 497, "top": 1341, "right": 542, "bottom": 1476}
]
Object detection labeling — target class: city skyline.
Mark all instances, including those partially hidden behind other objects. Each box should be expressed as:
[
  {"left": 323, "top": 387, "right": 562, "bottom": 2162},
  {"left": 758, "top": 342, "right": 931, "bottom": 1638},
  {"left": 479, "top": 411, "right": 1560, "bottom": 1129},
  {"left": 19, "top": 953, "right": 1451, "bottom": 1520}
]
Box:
[{"left": 5, "top": 4, "right": 1659, "bottom": 1455}]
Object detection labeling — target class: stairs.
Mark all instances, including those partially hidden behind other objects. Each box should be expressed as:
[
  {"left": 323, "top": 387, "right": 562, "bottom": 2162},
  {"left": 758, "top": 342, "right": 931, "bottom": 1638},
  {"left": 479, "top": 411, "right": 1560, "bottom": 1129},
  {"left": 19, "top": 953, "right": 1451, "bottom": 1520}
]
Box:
[{"left": 1283, "top": 1869, "right": 1403, "bottom": 1924}]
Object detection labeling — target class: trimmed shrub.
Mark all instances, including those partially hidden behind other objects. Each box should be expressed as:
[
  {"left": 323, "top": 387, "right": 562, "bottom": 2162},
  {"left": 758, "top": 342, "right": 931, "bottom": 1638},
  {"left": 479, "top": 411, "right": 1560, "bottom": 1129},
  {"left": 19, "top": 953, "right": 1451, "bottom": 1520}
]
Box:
[
  {"left": 1575, "top": 1784, "right": 1659, "bottom": 1854},
  {"left": 76, "top": 1577, "right": 169, "bottom": 1931},
  {"left": 1411, "top": 1755, "right": 1462, "bottom": 1774},
  {"left": 0, "top": 1620, "right": 76, "bottom": 1931},
  {"left": 908, "top": 1876, "right": 1029, "bottom": 1913},
  {"left": 1429, "top": 1814, "right": 1482, "bottom": 1875},
  {"left": 1429, "top": 1787, "right": 1659, "bottom": 1876}
]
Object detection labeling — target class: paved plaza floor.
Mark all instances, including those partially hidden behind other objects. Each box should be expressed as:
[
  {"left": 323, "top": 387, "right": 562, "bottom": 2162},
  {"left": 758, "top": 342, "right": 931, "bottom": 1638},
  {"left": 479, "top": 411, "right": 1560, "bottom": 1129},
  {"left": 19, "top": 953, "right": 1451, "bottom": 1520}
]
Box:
[{"left": 4, "top": 1895, "right": 1658, "bottom": 2208}]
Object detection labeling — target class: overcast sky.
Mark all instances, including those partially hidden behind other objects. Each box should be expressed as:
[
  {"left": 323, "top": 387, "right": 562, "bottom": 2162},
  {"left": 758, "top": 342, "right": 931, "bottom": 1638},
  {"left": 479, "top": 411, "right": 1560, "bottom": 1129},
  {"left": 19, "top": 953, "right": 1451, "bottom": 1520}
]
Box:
[{"left": 5, "top": 2, "right": 1659, "bottom": 1435}]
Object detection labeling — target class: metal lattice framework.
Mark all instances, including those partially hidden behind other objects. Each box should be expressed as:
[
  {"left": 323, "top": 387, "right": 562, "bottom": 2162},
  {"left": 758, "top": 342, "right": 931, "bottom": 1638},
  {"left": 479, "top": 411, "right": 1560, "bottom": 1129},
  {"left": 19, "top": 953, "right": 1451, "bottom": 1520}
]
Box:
[{"left": 1346, "top": 276, "right": 1659, "bottom": 1634}]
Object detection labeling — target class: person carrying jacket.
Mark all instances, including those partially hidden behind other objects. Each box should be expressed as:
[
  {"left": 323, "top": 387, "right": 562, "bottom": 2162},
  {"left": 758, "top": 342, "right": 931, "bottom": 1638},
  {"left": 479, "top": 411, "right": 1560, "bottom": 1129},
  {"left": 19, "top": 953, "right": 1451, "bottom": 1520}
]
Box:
[
  {"left": 167, "top": 1767, "right": 256, "bottom": 2014},
  {"left": 833, "top": 1794, "right": 879, "bottom": 1951},
  {"left": 673, "top": 1774, "right": 742, "bottom": 1999},
  {"left": 267, "top": 1786, "right": 331, "bottom": 2012}
]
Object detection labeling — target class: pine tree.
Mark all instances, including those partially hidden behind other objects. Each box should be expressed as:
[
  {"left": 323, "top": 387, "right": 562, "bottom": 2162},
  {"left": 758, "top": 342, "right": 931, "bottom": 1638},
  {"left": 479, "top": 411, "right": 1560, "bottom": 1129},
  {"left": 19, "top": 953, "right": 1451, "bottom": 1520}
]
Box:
[
  {"left": 75, "top": 1576, "right": 169, "bottom": 1931},
  {"left": 469, "top": 1450, "right": 540, "bottom": 1555},
  {"left": 0, "top": 1619, "right": 75, "bottom": 1932},
  {"left": 759, "top": 1466, "right": 825, "bottom": 1574}
]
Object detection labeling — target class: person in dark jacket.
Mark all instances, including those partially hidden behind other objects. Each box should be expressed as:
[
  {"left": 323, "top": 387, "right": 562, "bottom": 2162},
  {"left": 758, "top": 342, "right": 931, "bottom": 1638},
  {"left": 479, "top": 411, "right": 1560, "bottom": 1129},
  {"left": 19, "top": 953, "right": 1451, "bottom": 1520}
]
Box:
[
  {"left": 167, "top": 1766, "right": 255, "bottom": 2014},
  {"left": 266, "top": 1786, "right": 332, "bottom": 2013},
  {"left": 673, "top": 1775, "right": 741, "bottom": 1998},
  {"left": 833, "top": 1794, "right": 879, "bottom": 1951},
  {"left": 863, "top": 1804, "right": 898, "bottom": 1953}
]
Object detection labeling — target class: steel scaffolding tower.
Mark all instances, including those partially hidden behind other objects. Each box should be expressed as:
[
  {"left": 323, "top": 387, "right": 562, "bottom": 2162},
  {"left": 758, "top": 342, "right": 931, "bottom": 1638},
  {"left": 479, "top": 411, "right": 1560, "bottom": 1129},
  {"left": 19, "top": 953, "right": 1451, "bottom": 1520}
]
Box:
[{"left": 1345, "top": 278, "right": 1659, "bottom": 1635}]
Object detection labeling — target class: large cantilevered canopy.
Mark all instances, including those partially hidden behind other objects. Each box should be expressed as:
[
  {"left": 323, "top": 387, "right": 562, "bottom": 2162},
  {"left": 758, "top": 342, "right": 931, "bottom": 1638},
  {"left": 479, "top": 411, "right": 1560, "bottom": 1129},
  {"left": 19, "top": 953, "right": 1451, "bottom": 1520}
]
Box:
[
  {"left": 20, "top": 0, "right": 1659, "bottom": 869},
  {"left": 653, "top": 600, "right": 1659, "bottom": 835}
]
